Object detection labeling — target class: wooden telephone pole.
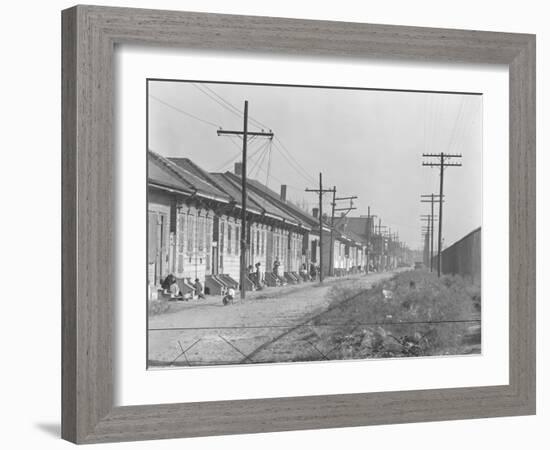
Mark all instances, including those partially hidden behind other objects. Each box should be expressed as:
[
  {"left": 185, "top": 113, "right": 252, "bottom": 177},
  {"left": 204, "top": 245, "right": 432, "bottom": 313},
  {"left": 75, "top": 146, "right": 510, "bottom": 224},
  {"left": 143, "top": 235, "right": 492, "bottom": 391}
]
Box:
[
  {"left": 365, "top": 207, "right": 377, "bottom": 274},
  {"left": 306, "top": 173, "right": 335, "bottom": 283},
  {"left": 376, "top": 218, "right": 388, "bottom": 272},
  {"left": 422, "top": 153, "right": 462, "bottom": 277},
  {"left": 217, "top": 101, "right": 273, "bottom": 300},
  {"left": 420, "top": 214, "right": 438, "bottom": 272},
  {"left": 421, "top": 194, "right": 444, "bottom": 272},
  {"left": 329, "top": 192, "right": 357, "bottom": 276}
]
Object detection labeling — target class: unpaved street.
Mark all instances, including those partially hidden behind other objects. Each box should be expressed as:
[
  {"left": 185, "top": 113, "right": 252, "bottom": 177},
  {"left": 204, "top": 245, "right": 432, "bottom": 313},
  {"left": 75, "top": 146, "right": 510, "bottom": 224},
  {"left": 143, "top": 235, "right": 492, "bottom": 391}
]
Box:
[{"left": 148, "top": 272, "right": 396, "bottom": 367}]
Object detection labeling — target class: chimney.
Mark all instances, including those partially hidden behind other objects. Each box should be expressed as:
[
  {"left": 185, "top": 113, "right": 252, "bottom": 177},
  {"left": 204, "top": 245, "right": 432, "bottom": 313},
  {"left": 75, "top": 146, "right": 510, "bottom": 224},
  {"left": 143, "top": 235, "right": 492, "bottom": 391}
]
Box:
[
  {"left": 234, "top": 162, "right": 242, "bottom": 176},
  {"left": 312, "top": 207, "right": 319, "bottom": 218},
  {"left": 280, "top": 184, "right": 287, "bottom": 202}
]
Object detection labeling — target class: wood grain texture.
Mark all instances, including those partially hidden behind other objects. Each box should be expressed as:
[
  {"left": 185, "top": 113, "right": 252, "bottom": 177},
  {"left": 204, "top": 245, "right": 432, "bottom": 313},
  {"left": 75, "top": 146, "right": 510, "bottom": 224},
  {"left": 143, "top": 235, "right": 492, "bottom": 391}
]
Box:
[{"left": 61, "top": 5, "right": 536, "bottom": 444}]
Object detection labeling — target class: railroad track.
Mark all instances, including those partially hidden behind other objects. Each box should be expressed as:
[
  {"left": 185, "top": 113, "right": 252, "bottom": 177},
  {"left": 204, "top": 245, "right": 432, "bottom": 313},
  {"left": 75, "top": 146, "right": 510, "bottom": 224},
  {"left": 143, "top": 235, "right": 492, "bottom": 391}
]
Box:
[{"left": 239, "top": 285, "right": 372, "bottom": 363}]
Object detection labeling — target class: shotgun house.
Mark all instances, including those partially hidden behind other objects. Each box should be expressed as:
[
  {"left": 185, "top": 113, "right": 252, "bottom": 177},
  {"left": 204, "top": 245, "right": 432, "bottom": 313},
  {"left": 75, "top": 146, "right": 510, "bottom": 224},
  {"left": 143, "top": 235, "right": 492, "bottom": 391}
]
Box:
[
  {"left": 245, "top": 180, "right": 336, "bottom": 279},
  {"left": 336, "top": 216, "right": 377, "bottom": 271},
  {"left": 149, "top": 150, "right": 371, "bottom": 300},
  {"left": 148, "top": 151, "right": 233, "bottom": 299},
  {"left": 213, "top": 171, "right": 311, "bottom": 285},
  {"left": 169, "top": 159, "right": 311, "bottom": 287},
  {"left": 344, "top": 229, "right": 368, "bottom": 273}
]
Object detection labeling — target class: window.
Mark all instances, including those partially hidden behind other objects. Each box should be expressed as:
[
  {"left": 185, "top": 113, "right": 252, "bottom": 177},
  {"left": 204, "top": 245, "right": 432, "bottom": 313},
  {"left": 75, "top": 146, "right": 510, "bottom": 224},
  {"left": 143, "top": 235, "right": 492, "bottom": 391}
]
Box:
[
  {"left": 235, "top": 225, "right": 240, "bottom": 255},
  {"left": 176, "top": 212, "right": 186, "bottom": 274},
  {"left": 187, "top": 214, "right": 195, "bottom": 255},
  {"left": 197, "top": 216, "right": 204, "bottom": 252},
  {"left": 205, "top": 216, "right": 212, "bottom": 271},
  {"left": 205, "top": 217, "right": 212, "bottom": 252},
  {"left": 227, "top": 224, "right": 232, "bottom": 254},
  {"left": 250, "top": 227, "right": 255, "bottom": 257},
  {"left": 220, "top": 221, "right": 225, "bottom": 255}
]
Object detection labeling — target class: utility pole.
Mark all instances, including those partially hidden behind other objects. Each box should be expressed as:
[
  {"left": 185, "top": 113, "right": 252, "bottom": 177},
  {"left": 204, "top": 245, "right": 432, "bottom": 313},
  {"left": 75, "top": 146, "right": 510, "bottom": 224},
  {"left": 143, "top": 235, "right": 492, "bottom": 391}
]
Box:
[
  {"left": 306, "top": 174, "right": 335, "bottom": 283},
  {"left": 422, "top": 153, "right": 462, "bottom": 277},
  {"left": 420, "top": 214, "right": 438, "bottom": 272},
  {"left": 217, "top": 101, "right": 273, "bottom": 300},
  {"left": 376, "top": 218, "right": 388, "bottom": 272},
  {"left": 329, "top": 194, "right": 358, "bottom": 276},
  {"left": 377, "top": 218, "right": 385, "bottom": 235},
  {"left": 421, "top": 194, "right": 444, "bottom": 272},
  {"left": 365, "top": 207, "right": 377, "bottom": 274},
  {"left": 421, "top": 226, "right": 431, "bottom": 267},
  {"left": 329, "top": 187, "right": 337, "bottom": 277}
]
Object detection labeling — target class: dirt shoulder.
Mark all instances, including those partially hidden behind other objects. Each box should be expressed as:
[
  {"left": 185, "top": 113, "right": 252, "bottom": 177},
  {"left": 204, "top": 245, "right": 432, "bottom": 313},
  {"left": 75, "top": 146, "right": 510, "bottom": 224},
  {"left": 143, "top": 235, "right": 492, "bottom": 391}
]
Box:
[{"left": 148, "top": 272, "right": 395, "bottom": 366}]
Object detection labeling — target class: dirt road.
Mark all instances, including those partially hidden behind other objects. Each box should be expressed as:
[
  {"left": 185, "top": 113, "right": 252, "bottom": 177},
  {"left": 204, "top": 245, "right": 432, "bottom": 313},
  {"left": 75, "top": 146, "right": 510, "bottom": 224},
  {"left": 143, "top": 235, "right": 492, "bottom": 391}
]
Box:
[{"left": 148, "top": 271, "right": 396, "bottom": 367}]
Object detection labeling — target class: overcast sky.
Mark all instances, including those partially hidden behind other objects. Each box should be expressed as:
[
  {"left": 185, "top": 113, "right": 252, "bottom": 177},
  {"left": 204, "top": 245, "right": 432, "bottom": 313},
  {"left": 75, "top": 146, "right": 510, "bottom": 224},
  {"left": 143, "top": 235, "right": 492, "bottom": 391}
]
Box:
[{"left": 148, "top": 80, "right": 482, "bottom": 250}]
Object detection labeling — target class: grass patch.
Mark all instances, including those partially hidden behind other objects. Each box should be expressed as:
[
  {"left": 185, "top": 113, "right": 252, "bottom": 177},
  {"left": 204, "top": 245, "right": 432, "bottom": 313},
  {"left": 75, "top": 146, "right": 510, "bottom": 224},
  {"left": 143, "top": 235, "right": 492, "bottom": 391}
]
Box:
[{"left": 317, "top": 270, "right": 481, "bottom": 358}]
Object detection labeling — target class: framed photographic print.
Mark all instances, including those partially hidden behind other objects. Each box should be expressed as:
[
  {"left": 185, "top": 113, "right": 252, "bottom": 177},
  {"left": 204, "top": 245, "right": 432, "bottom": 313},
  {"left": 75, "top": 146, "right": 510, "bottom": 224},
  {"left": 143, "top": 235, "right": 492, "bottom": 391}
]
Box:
[{"left": 62, "top": 5, "right": 536, "bottom": 444}]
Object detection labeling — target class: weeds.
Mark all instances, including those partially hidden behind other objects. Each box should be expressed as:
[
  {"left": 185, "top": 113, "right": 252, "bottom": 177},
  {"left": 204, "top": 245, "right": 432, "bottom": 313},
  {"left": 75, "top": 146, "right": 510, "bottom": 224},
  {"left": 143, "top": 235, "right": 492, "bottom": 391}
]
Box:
[{"left": 318, "top": 270, "right": 481, "bottom": 358}]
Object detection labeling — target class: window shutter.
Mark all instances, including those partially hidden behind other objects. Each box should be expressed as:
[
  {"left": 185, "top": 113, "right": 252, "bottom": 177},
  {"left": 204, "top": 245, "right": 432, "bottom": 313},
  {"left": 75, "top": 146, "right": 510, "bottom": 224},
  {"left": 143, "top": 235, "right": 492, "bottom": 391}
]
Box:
[{"left": 176, "top": 212, "right": 186, "bottom": 276}]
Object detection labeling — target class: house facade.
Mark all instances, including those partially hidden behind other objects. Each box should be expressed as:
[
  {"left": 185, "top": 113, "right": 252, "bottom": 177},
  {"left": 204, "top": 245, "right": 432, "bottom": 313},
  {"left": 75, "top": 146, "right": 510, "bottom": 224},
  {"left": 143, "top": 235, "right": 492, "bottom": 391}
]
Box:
[{"left": 148, "top": 150, "right": 374, "bottom": 300}]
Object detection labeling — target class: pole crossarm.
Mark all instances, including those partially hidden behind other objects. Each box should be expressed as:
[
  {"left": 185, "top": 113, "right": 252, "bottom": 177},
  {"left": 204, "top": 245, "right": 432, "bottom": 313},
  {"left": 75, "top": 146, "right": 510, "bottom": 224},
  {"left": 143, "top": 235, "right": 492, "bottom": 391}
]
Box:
[
  {"left": 422, "top": 153, "right": 462, "bottom": 158},
  {"left": 334, "top": 196, "right": 358, "bottom": 201},
  {"left": 217, "top": 130, "right": 274, "bottom": 138},
  {"left": 422, "top": 162, "right": 462, "bottom": 167},
  {"left": 305, "top": 188, "right": 335, "bottom": 193}
]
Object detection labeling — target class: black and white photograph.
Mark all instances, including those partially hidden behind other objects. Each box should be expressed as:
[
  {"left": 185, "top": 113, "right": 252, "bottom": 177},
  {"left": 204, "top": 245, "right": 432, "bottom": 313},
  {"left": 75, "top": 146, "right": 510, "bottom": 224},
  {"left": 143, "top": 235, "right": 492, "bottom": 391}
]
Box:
[{"left": 146, "top": 79, "right": 482, "bottom": 368}]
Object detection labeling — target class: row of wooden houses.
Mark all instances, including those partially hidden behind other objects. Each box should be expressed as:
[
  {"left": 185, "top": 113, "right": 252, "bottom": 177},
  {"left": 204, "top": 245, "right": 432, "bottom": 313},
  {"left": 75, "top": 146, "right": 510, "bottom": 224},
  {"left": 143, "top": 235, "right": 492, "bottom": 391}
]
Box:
[{"left": 147, "top": 150, "right": 373, "bottom": 300}]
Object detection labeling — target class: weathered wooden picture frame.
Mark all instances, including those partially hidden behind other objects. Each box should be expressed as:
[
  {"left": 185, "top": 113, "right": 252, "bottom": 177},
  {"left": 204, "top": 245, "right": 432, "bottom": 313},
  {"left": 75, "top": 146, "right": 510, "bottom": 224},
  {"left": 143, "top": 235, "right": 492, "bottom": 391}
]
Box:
[{"left": 61, "top": 5, "right": 536, "bottom": 444}]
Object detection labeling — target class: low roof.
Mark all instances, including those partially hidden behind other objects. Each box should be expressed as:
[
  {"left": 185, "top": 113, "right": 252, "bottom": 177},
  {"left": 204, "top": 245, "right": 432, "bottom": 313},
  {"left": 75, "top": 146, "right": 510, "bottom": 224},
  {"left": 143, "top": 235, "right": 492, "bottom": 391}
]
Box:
[
  {"left": 151, "top": 152, "right": 364, "bottom": 243},
  {"left": 148, "top": 151, "right": 230, "bottom": 202},
  {"left": 246, "top": 179, "right": 328, "bottom": 232},
  {"left": 169, "top": 157, "right": 306, "bottom": 228},
  {"left": 222, "top": 172, "right": 307, "bottom": 228}
]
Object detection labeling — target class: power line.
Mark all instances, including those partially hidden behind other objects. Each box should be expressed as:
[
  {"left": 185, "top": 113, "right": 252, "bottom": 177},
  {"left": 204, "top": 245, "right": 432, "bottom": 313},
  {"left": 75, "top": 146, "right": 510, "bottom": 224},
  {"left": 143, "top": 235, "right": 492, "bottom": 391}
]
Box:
[
  {"left": 274, "top": 137, "right": 316, "bottom": 183},
  {"left": 195, "top": 83, "right": 270, "bottom": 131},
  {"left": 254, "top": 141, "right": 272, "bottom": 179},
  {"left": 248, "top": 140, "right": 271, "bottom": 178},
  {"left": 214, "top": 138, "right": 271, "bottom": 172},
  {"left": 251, "top": 159, "right": 303, "bottom": 191},
  {"left": 192, "top": 83, "right": 243, "bottom": 122},
  {"left": 149, "top": 94, "right": 220, "bottom": 128},
  {"left": 203, "top": 84, "right": 271, "bottom": 130},
  {"left": 272, "top": 139, "right": 316, "bottom": 184},
  {"left": 265, "top": 140, "right": 273, "bottom": 187},
  {"left": 445, "top": 97, "right": 466, "bottom": 154}
]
